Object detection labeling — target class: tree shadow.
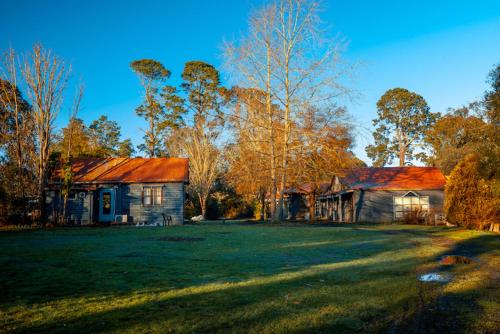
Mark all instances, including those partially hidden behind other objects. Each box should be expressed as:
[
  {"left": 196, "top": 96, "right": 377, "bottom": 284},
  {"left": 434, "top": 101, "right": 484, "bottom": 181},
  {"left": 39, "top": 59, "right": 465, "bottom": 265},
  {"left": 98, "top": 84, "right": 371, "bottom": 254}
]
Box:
[
  {"left": 392, "top": 233, "right": 500, "bottom": 333},
  {"left": 2, "top": 228, "right": 498, "bottom": 333},
  {"left": 0, "top": 227, "right": 402, "bottom": 307},
  {"left": 8, "top": 256, "right": 428, "bottom": 334}
]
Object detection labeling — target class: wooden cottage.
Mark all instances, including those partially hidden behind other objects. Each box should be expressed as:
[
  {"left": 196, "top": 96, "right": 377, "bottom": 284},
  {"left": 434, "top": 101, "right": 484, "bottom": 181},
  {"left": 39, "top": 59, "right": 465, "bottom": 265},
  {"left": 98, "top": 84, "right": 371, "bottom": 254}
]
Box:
[
  {"left": 286, "top": 167, "right": 446, "bottom": 223},
  {"left": 46, "top": 157, "right": 189, "bottom": 225}
]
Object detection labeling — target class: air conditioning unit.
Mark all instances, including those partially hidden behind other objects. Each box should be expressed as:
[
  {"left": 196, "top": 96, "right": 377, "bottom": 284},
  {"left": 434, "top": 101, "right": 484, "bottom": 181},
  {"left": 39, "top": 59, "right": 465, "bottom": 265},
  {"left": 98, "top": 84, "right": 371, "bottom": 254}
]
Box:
[{"left": 115, "top": 215, "right": 129, "bottom": 223}]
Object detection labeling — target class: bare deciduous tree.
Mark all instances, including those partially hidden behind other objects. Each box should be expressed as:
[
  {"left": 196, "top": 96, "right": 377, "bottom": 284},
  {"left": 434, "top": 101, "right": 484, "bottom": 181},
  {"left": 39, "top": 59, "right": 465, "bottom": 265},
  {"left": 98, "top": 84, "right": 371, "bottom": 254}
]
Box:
[
  {"left": 225, "top": 87, "right": 276, "bottom": 219},
  {"left": 22, "top": 44, "right": 70, "bottom": 220},
  {"left": 65, "top": 83, "right": 84, "bottom": 159},
  {"left": 289, "top": 106, "right": 361, "bottom": 221},
  {"left": 168, "top": 127, "right": 221, "bottom": 218},
  {"left": 224, "top": 0, "right": 352, "bottom": 221},
  {"left": 224, "top": 3, "right": 281, "bottom": 219}
]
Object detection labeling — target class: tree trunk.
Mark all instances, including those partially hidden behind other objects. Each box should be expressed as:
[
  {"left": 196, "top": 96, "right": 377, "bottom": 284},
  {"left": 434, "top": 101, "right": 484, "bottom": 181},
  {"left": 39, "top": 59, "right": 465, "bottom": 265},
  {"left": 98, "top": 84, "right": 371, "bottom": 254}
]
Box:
[
  {"left": 149, "top": 114, "right": 155, "bottom": 158},
  {"left": 199, "top": 193, "right": 207, "bottom": 219},
  {"left": 37, "top": 128, "right": 50, "bottom": 224},
  {"left": 308, "top": 192, "right": 316, "bottom": 223},
  {"left": 276, "top": 30, "right": 292, "bottom": 222},
  {"left": 399, "top": 149, "right": 405, "bottom": 166},
  {"left": 259, "top": 188, "right": 265, "bottom": 221},
  {"left": 61, "top": 194, "right": 68, "bottom": 225},
  {"left": 265, "top": 40, "right": 278, "bottom": 220},
  {"left": 37, "top": 178, "right": 45, "bottom": 224}
]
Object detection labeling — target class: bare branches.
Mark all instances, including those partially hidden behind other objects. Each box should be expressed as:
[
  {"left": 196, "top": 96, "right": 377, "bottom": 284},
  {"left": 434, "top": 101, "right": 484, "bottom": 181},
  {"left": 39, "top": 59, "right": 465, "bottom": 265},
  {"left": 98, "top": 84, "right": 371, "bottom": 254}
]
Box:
[
  {"left": 223, "top": 0, "right": 355, "bottom": 220},
  {"left": 66, "top": 82, "right": 85, "bottom": 158},
  {"left": 21, "top": 44, "right": 71, "bottom": 217}
]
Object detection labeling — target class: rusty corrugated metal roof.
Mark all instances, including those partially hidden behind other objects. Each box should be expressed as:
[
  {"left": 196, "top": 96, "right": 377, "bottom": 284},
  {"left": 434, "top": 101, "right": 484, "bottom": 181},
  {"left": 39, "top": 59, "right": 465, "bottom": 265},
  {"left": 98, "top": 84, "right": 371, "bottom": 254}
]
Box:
[
  {"left": 285, "top": 167, "right": 446, "bottom": 195},
  {"left": 55, "top": 157, "right": 189, "bottom": 183},
  {"left": 342, "top": 167, "right": 446, "bottom": 190}
]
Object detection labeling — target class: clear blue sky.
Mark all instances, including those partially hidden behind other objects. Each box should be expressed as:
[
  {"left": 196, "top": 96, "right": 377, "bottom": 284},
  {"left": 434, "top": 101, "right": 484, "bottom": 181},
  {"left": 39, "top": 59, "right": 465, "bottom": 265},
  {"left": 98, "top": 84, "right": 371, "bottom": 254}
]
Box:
[{"left": 1, "top": 0, "right": 499, "bottom": 164}]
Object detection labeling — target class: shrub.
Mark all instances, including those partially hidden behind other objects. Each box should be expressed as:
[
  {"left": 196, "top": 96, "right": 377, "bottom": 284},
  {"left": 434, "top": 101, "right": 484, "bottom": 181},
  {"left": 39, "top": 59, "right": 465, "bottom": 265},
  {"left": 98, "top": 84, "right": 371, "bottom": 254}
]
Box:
[
  {"left": 403, "top": 207, "right": 426, "bottom": 225},
  {"left": 445, "top": 153, "right": 499, "bottom": 230}
]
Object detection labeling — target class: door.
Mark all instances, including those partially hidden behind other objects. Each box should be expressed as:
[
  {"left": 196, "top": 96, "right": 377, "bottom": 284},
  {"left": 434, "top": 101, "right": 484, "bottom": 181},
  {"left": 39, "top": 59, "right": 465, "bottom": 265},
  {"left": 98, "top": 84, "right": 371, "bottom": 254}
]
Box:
[{"left": 99, "top": 189, "right": 115, "bottom": 222}]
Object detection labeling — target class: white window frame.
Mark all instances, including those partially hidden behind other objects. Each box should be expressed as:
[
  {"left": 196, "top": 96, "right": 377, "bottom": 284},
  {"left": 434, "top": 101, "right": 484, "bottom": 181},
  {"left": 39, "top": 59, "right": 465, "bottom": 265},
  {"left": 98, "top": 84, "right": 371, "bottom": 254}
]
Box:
[
  {"left": 143, "top": 186, "right": 162, "bottom": 206},
  {"left": 393, "top": 192, "right": 429, "bottom": 221}
]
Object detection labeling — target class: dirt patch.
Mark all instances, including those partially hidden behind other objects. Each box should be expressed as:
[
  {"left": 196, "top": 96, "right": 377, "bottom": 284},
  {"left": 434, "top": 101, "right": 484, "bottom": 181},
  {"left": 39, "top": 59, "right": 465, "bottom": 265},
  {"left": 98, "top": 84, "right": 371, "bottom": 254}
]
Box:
[
  {"left": 440, "top": 255, "right": 473, "bottom": 265},
  {"left": 151, "top": 236, "right": 205, "bottom": 242}
]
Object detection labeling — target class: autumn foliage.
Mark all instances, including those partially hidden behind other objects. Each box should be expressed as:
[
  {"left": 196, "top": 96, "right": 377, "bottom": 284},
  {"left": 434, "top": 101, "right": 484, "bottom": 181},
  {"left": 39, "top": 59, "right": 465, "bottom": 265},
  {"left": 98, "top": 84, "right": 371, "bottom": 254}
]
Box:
[{"left": 445, "top": 154, "right": 499, "bottom": 230}]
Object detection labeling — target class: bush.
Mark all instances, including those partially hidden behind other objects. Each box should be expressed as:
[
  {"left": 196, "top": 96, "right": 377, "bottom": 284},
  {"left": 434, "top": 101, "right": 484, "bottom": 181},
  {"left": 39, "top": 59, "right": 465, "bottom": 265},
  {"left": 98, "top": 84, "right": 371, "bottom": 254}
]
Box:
[
  {"left": 445, "top": 154, "right": 499, "bottom": 230},
  {"left": 403, "top": 207, "right": 426, "bottom": 225}
]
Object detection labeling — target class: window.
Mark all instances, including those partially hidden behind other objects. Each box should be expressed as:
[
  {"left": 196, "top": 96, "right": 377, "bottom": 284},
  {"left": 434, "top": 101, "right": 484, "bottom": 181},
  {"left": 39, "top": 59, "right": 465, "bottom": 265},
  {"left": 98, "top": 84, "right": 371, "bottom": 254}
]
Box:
[
  {"left": 143, "top": 186, "right": 162, "bottom": 206},
  {"left": 68, "top": 191, "right": 78, "bottom": 200},
  {"left": 393, "top": 191, "right": 429, "bottom": 220}
]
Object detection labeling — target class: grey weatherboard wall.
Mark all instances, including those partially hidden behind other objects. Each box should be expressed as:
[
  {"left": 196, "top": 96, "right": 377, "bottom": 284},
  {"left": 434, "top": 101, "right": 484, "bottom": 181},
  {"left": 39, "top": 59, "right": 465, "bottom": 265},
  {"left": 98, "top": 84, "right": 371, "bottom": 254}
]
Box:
[
  {"left": 353, "top": 189, "right": 444, "bottom": 223},
  {"left": 123, "top": 182, "right": 185, "bottom": 225},
  {"left": 46, "top": 182, "right": 185, "bottom": 225}
]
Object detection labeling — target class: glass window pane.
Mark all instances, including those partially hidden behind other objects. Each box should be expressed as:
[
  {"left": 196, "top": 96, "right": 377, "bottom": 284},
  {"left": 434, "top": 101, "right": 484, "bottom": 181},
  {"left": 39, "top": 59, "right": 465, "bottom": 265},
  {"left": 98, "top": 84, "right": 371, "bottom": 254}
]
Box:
[
  {"left": 144, "top": 187, "right": 151, "bottom": 205},
  {"left": 403, "top": 197, "right": 412, "bottom": 205},
  {"left": 394, "top": 197, "right": 403, "bottom": 205},
  {"left": 420, "top": 197, "right": 429, "bottom": 205},
  {"left": 395, "top": 205, "right": 403, "bottom": 212},
  {"left": 102, "top": 192, "right": 111, "bottom": 214},
  {"left": 155, "top": 187, "right": 162, "bottom": 205},
  {"left": 411, "top": 197, "right": 420, "bottom": 205},
  {"left": 421, "top": 205, "right": 429, "bottom": 211}
]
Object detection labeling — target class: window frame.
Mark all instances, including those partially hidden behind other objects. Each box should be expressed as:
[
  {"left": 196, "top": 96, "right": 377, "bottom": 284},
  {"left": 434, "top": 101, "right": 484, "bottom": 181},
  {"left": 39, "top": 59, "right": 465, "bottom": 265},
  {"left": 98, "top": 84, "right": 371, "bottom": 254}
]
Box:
[
  {"left": 393, "top": 192, "right": 430, "bottom": 221},
  {"left": 142, "top": 186, "right": 163, "bottom": 207}
]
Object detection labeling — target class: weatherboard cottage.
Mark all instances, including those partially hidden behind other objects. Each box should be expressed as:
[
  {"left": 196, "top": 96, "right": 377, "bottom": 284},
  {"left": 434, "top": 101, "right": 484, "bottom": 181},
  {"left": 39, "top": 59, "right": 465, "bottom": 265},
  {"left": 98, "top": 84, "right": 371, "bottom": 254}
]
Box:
[
  {"left": 46, "top": 157, "right": 189, "bottom": 225},
  {"left": 286, "top": 167, "right": 446, "bottom": 223}
]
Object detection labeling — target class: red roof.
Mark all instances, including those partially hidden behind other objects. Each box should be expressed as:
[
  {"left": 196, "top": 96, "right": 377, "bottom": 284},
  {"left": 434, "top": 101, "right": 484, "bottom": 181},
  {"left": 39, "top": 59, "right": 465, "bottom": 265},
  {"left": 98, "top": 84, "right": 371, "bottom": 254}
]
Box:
[
  {"left": 54, "top": 157, "right": 189, "bottom": 183},
  {"left": 342, "top": 167, "right": 445, "bottom": 190}
]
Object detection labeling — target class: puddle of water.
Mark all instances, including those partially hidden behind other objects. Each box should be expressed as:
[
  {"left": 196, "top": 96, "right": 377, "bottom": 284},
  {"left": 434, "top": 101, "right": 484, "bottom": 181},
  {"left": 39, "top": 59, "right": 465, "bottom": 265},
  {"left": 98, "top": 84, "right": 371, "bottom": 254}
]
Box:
[{"left": 419, "top": 272, "right": 451, "bottom": 283}]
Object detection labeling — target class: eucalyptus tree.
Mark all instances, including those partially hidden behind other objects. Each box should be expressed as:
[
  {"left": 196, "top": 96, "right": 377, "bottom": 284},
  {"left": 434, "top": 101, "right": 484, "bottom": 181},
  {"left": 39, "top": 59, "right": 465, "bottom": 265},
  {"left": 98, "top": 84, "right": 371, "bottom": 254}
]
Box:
[
  {"left": 168, "top": 61, "right": 226, "bottom": 218},
  {"left": 131, "top": 59, "right": 172, "bottom": 157},
  {"left": 366, "top": 88, "right": 437, "bottom": 166}
]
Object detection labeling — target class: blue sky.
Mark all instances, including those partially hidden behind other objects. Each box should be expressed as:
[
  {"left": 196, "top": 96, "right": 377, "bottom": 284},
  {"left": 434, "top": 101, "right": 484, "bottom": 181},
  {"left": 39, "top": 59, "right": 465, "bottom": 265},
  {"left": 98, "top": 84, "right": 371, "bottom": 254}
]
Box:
[{"left": 1, "top": 0, "right": 500, "bottom": 164}]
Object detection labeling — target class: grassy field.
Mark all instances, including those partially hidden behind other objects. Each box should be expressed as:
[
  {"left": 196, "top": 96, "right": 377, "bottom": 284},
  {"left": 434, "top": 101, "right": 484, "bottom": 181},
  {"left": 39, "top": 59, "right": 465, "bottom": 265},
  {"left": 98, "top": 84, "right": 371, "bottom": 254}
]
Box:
[{"left": 0, "top": 222, "right": 498, "bottom": 333}]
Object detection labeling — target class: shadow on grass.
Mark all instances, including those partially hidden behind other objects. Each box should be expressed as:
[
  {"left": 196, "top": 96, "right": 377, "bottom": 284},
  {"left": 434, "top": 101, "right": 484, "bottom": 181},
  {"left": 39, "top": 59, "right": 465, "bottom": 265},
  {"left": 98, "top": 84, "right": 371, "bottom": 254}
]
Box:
[
  {"left": 2, "top": 228, "right": 498, "bottom": 333},
  {"left": 393, "top": 233, "right": 500, "bottom": 334},
  {"left": 0, "top": 230, "right": 405, "bottom": 307},
  {"left": 9, "top": 254, "right": 425, "bottom": 334}
]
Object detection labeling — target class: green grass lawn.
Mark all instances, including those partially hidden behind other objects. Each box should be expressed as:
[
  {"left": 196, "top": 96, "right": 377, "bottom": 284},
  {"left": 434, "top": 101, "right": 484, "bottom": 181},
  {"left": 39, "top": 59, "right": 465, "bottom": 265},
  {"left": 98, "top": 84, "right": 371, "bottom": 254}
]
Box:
[{"left": 0, "top": 222, "right": 498, "bottom": 333}]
